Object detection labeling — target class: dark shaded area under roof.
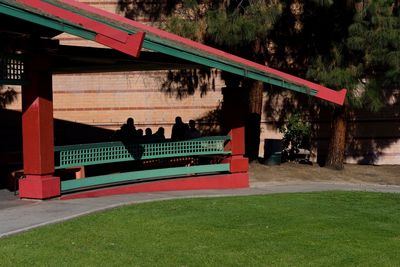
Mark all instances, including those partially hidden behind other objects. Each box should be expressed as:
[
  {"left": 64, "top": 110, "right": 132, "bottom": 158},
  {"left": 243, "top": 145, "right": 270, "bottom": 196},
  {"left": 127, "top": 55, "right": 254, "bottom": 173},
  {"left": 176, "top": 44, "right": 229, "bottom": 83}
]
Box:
[
  {"left": 0, "top": 13, "right": 199, "bottom": 73},
  {"left": 52, "top": 46, "right": 204, "bottom": 73}
]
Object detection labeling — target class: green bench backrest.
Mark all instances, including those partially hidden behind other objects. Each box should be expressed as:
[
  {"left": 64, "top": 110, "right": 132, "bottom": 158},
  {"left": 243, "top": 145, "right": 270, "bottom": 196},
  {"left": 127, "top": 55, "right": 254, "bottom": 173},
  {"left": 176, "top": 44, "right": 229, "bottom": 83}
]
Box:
[{"left": 55, "top": 136, "right": 231, "bottom": 169}]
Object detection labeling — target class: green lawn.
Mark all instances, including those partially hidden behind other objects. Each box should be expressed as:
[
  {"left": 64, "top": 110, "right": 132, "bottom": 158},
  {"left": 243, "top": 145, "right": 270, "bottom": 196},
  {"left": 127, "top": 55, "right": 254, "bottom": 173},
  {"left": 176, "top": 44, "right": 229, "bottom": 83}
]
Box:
[{"left": 1, "top": 192, "right": 399, "bottom": 266}]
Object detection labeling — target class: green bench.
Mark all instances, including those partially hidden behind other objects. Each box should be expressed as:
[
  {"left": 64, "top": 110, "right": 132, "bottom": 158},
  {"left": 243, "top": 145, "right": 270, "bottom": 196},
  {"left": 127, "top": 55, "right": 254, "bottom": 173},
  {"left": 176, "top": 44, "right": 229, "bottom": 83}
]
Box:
[{"left": 55, "top": 136, "right": 231, "bottom": 192}]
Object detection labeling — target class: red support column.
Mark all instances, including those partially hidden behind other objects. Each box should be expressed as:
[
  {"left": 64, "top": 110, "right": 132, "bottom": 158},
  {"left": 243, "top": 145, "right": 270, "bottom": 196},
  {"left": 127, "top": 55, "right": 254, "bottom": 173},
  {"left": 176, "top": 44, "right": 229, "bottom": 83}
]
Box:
[
  {"left": 225, "top": 127, "right": 249, "bottom": 174},
  {"left": 19, "top": 54, "right": 60, "bottom": 199},
  {"left": 220, "top": 84, "right": 249, "bottom": 186}
]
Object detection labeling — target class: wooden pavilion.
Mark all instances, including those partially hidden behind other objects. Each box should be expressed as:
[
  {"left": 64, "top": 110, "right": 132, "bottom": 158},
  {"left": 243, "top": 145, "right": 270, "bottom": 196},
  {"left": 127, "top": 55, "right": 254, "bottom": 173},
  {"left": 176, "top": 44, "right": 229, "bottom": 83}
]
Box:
[{"left": 0, "top": 0, "right": 346, "bottom": 199}]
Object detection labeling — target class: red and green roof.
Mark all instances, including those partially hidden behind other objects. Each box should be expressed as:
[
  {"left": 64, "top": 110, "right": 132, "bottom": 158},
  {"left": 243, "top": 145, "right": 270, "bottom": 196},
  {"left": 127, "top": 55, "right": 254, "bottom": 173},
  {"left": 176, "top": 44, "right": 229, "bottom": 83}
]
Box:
[{"left": 0, "top": 0, "right": 346, "bottom": 105}]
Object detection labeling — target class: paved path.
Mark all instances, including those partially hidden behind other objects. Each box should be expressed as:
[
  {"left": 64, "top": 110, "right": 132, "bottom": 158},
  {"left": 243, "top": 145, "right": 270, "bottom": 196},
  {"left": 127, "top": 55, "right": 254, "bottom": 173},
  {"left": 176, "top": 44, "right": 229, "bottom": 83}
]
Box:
[{"left": 1, "top": 181, "right": 400, "bottom": 238}]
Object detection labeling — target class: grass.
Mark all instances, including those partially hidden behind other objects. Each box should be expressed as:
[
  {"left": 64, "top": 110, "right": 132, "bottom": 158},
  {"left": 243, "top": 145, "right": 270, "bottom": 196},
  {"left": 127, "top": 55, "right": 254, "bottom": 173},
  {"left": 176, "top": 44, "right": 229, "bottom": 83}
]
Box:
[{"left": 0, "top": 191, "right": 399, "bottom": 266}]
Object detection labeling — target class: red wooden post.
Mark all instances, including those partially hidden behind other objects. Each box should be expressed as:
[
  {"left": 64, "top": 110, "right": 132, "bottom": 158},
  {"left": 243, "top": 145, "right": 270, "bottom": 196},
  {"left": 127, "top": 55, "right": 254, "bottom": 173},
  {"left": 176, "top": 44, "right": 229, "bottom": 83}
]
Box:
[
  {"left": 221, "top": 85, "right": 249, "bottom": 177},
  {"left": 19, "top": 54, "right": 60, "bottom": 199},
  {"left": 227, "top": 127, "right": 249, "bottom": 173}
]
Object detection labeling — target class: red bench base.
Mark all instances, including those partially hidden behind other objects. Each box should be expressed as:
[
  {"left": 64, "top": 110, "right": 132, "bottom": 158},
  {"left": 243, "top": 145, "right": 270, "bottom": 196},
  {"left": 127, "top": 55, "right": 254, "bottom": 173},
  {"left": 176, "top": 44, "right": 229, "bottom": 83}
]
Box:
[{"left": 60, "top": 173, "right": 249, "bottom": 200}]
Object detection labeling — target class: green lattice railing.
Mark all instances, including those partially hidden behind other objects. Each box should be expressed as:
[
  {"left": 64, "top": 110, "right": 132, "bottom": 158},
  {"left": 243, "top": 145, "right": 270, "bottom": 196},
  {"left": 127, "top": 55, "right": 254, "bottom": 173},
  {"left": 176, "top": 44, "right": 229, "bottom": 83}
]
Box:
[
  {"left": 55, "top": 136, "right": 231, "bottom": 169},
  {"left": 56, "top": 136, "right": 232, "bottom": 192}
]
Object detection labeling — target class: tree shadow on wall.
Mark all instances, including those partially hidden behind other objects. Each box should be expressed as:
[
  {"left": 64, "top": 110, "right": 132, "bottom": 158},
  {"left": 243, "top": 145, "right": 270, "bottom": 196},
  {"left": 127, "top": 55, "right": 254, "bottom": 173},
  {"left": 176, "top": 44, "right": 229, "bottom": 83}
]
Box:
[
  {"left": 160, "top": 68, "right": 216, "bottom": 99},
  {"left": 0, "top": 85, "right": 17, "bottom": 108},
  {"left": 116, "top": 1, "right": 218, "bottom": 99},
  {"left": 195, "top": 103, "right": 223, "bottom": 136},
  {"left": 263, "top": 86, "right": 400, "bottom": 166},
  {"left": 345, "top": 96, "right": 400, "bottom": 165},
  {"left": 158, "top": 70, "right": 222, "bottom": 136}
]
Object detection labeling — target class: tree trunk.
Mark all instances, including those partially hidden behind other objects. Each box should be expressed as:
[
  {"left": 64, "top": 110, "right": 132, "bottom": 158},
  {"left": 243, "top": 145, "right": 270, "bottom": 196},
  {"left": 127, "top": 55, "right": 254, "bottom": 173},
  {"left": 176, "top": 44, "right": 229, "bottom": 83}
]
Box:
[
  {"left": 325, "top": 106, "right": 347, "bottom": 170},
  {"left": 246, "top": 80, "right": 264, "bottom": 115}
]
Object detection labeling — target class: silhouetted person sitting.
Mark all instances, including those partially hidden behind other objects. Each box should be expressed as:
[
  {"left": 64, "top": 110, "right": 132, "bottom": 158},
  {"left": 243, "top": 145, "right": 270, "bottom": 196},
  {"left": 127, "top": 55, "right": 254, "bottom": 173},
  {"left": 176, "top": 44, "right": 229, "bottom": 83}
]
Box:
[
  {"left": 144, "top": 128, "right": 154, "bottom": 142},
  {"left": 153, "top": 127, "right": 166, "bottom": 141},
  {"left": 145, "top": 128, "right": 152, "bottom": 135},
  {"left": 186, "top": 120, "right": 201, "bottom": 139},
  {"left": 171, "top": 116, "right": 188, "bottom": 141},
  {"left": 135, "top": 128, "right": 143, "bottom": 141},
  {"left": 119, "top": 117, "right": 136, "bottom": 141}
]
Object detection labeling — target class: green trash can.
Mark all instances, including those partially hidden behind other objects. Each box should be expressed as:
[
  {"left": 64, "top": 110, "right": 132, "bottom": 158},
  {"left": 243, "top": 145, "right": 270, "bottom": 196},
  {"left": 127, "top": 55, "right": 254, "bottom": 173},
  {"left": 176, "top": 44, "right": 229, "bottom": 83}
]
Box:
[
  {"left": 264, "top": 139, "right": 282, "bottom": 165},
  {"left": 266, "top": 152, "right": 281, "bottom": 165}
]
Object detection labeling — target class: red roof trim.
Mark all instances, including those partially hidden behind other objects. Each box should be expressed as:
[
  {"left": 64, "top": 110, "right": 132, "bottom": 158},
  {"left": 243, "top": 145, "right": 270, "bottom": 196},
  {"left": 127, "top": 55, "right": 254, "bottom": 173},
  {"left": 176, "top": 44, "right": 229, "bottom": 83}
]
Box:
[
  {"left": 59, "top": 0, "right": 346, "bottom": 105},
  {"left": 18, "top": 0, "right": 346, "bottom": 105},
  {"left": 19, "top": 0, "right": 144, "bottom": 57}
]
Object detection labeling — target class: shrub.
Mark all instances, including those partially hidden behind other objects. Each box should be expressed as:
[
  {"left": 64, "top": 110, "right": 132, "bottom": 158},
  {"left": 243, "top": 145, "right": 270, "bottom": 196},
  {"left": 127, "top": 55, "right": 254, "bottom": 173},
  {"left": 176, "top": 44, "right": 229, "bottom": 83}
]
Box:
[{"left": 279, "top": 113, "right": 311, "bottom": 162}]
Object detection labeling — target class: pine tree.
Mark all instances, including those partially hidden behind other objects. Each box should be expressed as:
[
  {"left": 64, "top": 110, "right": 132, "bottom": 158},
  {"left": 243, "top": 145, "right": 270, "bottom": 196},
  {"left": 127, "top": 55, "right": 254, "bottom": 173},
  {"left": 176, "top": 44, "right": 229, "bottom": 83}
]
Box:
[
  {"left": 166, "top": 0, "right": 283, "bottom": 116},
  {"left": 307, "top": 0, "right": 400, "bottom": 169}
]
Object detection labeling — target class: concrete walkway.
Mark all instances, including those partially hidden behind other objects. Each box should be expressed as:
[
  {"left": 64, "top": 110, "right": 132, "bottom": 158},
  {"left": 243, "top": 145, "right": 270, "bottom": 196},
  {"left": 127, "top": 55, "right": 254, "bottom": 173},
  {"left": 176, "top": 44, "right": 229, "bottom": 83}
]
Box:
[{"left": 1, "top": 181, "right": 400, "bottom": 238}]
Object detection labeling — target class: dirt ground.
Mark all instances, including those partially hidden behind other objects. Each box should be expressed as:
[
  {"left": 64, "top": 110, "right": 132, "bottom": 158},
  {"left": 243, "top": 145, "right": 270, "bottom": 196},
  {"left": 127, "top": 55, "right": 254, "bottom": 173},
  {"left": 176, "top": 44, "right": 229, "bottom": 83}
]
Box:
[{"left": 249, "top": 162, "right": 400, "bottom": 185}]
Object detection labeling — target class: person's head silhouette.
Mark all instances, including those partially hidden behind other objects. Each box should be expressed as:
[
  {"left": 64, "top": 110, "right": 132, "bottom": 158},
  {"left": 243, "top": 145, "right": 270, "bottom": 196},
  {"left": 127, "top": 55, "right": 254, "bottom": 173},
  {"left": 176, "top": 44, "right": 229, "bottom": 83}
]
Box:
[
  {"left": 157, "top": 127, "right": 165, "bottom": 135},
  {"left": 127, "top": 117, "right": 134, "bottom": 127},
  {"left": 189, "top": 120, "right": 196, "bottom": 129},
  {"left": 145, "top": 128, "right": 152, "bottom": 136},
  {"left": 175, "top": 116, "right": 182, "bottom": 124}
]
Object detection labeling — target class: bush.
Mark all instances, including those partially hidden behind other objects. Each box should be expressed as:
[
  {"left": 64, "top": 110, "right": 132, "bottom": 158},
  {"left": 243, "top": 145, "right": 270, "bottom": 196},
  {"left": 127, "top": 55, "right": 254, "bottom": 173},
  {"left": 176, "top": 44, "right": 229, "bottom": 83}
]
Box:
[{"left": 279, "top": 113, "right": 311, "bottom": 162}]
